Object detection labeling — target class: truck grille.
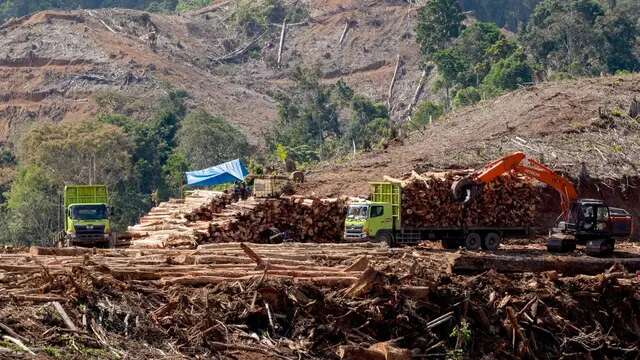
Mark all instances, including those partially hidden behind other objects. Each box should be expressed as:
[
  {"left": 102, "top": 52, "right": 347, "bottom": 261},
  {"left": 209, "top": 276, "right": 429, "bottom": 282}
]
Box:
[
  {"left": 344, "top": 225, "right": 365, "bottom": 239},
  {"left": 74, "top": 225, "right": 106, "bottom": 241}
]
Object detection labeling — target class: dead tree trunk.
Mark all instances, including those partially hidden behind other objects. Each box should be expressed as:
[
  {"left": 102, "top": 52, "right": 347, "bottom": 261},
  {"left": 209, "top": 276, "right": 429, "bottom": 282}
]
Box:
[
  {"left": 387, "top": 55, "right": 402, "bottom": 109},
  {"left": 277, "top": 19, "right": 287, "bottom": 66}
]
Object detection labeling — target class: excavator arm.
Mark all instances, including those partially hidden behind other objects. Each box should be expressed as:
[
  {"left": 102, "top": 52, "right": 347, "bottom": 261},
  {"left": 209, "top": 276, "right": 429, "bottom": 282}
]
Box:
[{"left": 452, "top": 152, "right": 578, "bottom": 220}]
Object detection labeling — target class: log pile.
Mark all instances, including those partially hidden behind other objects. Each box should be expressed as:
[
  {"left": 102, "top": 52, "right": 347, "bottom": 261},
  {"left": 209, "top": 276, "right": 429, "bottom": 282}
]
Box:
[
  {"left": 400, "top": 172, "right": 540, "bottom": 227},
  {"left": 206, "top": 196, "right": 347, "bottom": 244},
  {"left": 128, "top": 190, "right": 233, "bottom": 249},
  {"left": 129, "top": 192, "right": 347, "bottom": 249}
]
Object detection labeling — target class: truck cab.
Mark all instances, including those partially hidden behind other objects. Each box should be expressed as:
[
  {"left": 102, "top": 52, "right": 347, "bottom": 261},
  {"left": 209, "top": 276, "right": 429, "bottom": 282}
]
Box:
[
  {"left": 344, "top": 201, "right": 395, "bottom": 241},
  {"left": 64, "top": 186, "right": 112, "bottom": 247}
]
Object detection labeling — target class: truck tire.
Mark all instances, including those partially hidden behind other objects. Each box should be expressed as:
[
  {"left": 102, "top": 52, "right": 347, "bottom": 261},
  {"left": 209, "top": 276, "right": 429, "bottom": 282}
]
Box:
[
  {"left": 441, "top": 239, "right": 459, "bottom": 250},
  {"left": 464, "top": 233, "right": 482, "bottom": 250},
  {"left": 375, "top": 231, "right": 394, "bottom": 245},
  {"left": 482, "top": 232, "right": 501, "bottom": 251}
]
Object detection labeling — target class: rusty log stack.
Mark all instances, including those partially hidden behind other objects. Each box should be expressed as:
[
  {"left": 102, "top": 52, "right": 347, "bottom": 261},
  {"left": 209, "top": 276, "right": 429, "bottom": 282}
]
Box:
[{"left": 400, "top": 172, "right": 540, "bottom": 228}]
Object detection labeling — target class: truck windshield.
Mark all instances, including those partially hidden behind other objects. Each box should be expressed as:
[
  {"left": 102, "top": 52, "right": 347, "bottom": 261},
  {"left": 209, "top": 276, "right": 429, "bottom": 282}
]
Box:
[
  {"left": 70, "top": 205, "right": 108, "bottom": 220},
  {"left": 347, "top": 205, "right": 369, "bottom": 220}
]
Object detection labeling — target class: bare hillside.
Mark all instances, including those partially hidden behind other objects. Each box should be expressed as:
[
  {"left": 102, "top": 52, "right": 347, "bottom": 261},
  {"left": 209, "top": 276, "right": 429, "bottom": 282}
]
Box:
[{"left": 0, "top": 1, "right": 425, "bottom": 144}]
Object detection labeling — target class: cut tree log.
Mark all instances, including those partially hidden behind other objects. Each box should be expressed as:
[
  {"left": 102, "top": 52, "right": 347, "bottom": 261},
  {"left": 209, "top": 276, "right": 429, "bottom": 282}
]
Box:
[
  {"left": 51, "top": 301, "right": 78, "bottom": 331},
  {"left": 337, "top": 342, "right": 410, "bottom": 360},
  {"left": 401, "top": 172, "right": 540, "bottom": 228},
  {"left": 630, "top": 97, "right": 640, "bottom": 118},
  {"left": 30, "top": 247, "right": 95, "bottom": 256},
  {"left": 277, "top": 18, "right": 287, "bottom": 66},
  {"left": 448, "top": 253, "right": 640, "bottom": 275},
  {"left": 338, "top": 21, "right": 351, "bottom": 46}
]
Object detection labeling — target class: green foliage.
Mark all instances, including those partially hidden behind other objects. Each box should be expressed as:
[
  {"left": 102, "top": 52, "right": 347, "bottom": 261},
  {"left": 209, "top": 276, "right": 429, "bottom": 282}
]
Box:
[
  {"left": 175, "top": 0, "right": 210, "bottom": 12},
  {"left": 482, "top": 50, "right": 533, "bottom": 91},
  {"left": 160, "top": 150, "right": 189, "bottom": 199},
  {"left": 268, "top": 67, "right": 341, "bottom": 152},
  {"left": 332, "top": 79, "right": 355, "bottom": 107},
  {"left": 277, "top": 144, "right": 318, "bottom": 164},
  {"left": 346, "top": 96, "right": 391, "bottom": 151},
  {"left": 433, "top": 48, "right": 469, "bottom": 91},
  {"left": 522, "top": 0, "right": 639, "bottom": 75},
  {"left": 267, "top": 68, "right": 393, "bottom": 162},
  {"left": 415, "top": 0, "right": 465, "bottom": 60},
  {"left": 597, "top": 9, "right": 640, "bottom": 73},
  {"left": 413, "top": 101, "right": 444, "bottom": 126},
  {"left": 97, "top": 90, "right": 188, "bottom": 228},
  {"left": 3, "top": 165, "right": 60, "bottom": 246},
  {"left": 275, "top": 143, "right": 288, "bottom": 162},
  {"left": 424, "top": 20, "right": 534, "bottom": 109},
  {"left": 458, "top": 0, "right": 541, "bottom": 30},
  {"left": 453, "top": 87, "right": 482, "bottom": 108},
  {"left": 18, "top": 121, "right": 133, "bottom": 187},
  {"left": 176, "top": 110, "right": 250, "bottom": 170},
  {"left": 233, "top": 0, "right": 307, "bottom": 35}
]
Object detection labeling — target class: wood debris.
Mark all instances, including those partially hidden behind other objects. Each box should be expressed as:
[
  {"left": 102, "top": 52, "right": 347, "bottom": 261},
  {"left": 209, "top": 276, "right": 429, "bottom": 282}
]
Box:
[{"left": 0, "top": 242, "right": 638, "bottom": 358}]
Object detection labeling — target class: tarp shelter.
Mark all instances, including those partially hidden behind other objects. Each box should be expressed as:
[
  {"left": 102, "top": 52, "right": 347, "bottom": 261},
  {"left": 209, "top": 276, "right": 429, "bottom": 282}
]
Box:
[{"left": 185, "top": 159, "right": 248, "bottom": 187}]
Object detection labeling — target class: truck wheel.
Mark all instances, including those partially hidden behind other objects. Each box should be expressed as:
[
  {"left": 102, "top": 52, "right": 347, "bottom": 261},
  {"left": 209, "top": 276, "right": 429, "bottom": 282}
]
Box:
[
  {"left": 482, "top": 232, "right": 501, "bottom": 251},
  {"left": 464, "top": 233, "right": 482, "bottom": 250},
  {"left": 375, "top": 231, "right": 394, "bottom": 245},
  {"left": 441, "top": 239, "right": 458, "bottom": 250}
]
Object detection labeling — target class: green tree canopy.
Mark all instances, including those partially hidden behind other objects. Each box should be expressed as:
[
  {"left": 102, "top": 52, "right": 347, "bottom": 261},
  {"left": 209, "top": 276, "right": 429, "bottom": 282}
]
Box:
[
  {"left": 346, "top": 96, "right": 391, "bottom": 151},
  {"left": 415, "top": 0, "right": 465, "bottom": 60},
  {"left": 413, "top": 101, "right": 444, "bottom": 126},
  {"left": 482, "top": 50, "right": 534, "bottom": 91},
  {"left": 177, "top": 110, "right": 250, "bottom": 170},
  {"left": 521, "top": 0, "right": 639, "bottom": 75},
  {"left": 18, "top": 121, "right": 133, "bottom": 187},
  {"left": 4, "top": 165, "right": 60, "bottom": 246}
]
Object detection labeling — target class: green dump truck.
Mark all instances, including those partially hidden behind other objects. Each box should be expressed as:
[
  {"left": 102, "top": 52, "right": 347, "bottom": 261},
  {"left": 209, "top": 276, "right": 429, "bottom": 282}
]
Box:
[
  {"left": 62, "top": 185, "right": 112, "bottom": 247},
  {"left": 344, "top": 182, "right": 531, "bottom": 249}
]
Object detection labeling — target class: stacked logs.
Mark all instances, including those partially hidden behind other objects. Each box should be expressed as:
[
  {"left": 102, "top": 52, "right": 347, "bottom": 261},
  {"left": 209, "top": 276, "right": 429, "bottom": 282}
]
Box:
[
  {"left": 401, "top": 172, "right": 540, "bottom": 228},
  {"left": 206, "top": 196, "right": 347, "bottom": 244},
  {"left": 129, "top": 193, "right": 347, "bottom": 248},
  {"left": 128, "top": 190, "right": 234, "bottom": 249}
]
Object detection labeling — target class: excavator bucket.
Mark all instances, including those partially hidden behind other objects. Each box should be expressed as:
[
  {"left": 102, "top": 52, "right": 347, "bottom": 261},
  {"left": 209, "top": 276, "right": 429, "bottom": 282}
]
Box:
[{"left": 546, "top": 232, "right": 576, "bottom": 253}]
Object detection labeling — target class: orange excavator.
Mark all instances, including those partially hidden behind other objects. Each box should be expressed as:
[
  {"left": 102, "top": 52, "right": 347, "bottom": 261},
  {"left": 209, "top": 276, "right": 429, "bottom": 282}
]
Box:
[{"left": 452, "top": 152, "right": 633, "bottom": 256}]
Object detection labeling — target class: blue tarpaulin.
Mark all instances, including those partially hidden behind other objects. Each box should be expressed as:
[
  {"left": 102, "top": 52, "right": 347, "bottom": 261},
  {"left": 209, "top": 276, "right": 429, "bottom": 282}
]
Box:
[{"left": 185, "top": 159, "right": 248, "bottom": 187}]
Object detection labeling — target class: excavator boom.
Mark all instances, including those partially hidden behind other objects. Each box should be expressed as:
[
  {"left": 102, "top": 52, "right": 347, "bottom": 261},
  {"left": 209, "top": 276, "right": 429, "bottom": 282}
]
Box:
[{"left": 452, "top": 152, "right": 578, "bottom": 220}]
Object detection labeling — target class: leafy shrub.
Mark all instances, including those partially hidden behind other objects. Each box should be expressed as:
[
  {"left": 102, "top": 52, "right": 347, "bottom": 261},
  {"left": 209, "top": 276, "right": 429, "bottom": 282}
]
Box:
[
  {"left": 453, "top": 87, "right": 482, "bottom": 108},
  {"left": 413, "top": 101, "right": 444, "bottom": 126}
]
